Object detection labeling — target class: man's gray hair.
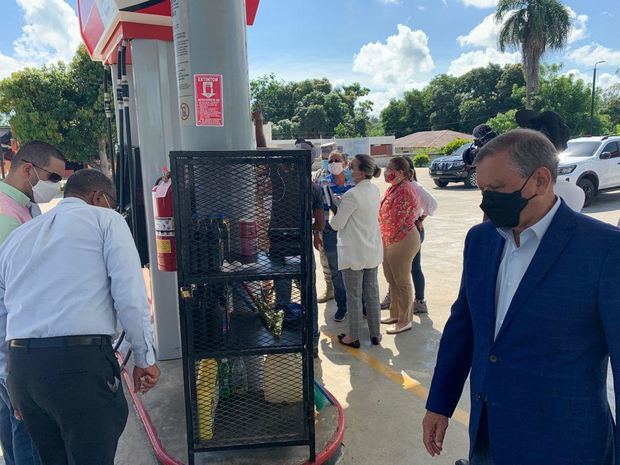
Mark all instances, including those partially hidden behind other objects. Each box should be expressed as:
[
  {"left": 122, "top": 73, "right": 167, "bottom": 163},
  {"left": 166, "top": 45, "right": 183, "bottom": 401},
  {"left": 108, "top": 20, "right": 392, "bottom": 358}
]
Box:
[{"left": 475, "top": 128, "right": 559, "bottom": 182}]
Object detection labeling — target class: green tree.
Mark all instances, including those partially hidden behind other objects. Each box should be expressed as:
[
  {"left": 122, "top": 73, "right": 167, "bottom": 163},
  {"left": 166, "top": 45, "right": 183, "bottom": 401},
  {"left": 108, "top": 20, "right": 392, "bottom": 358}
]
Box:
[
  {"left": 487, "top": 109, "right": 519, "bottom": 134},
  {"left": 442, "top": 138, "right": 473, "bottom": 155},
  {"left": 367, "top": 117, "right": 385, "bottom": 137},
  {"left": 250, "top": 75, "right": 372, "bottom": 139},
  {"left": 425, "top": 75, "right": 462, "bottom": 131},
  {"left": 381, "top": 99, "right": 409, "bottom": 137},
  {"left": 496, "top": 0, "right": 571, "bottom": 108},
  {"left": 535, "top": 66, "right": 608, "bottom": 136},
  {"left": 602, "top": 84, "right": 620, "bottom": 129},
  {"left": 294, "top": 104, "right": 329, "bottom": 138},
  {"left": 0, "top": 45, "right": 110, "bottom": 164}
]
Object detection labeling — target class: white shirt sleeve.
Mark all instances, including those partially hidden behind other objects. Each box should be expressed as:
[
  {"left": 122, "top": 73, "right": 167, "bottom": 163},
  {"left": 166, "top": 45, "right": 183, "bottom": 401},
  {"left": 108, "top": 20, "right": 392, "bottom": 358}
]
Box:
[
  {"left": 103, "top": 213, "right": 156, "bottom": 368},
  {"left": 414, "top": 181, "right": 438, "bottom": 217},
  {"left": 0, "top": 273, "right": 7, "bottom": 380},
  {"left": 329, "top": 190, "right": 357, "bottom": 231}
]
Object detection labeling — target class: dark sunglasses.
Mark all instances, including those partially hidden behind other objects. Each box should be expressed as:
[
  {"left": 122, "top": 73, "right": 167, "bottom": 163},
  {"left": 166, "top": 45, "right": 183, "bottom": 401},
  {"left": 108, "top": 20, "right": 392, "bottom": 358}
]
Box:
[
  {"left": 328, "top": 159, "right": 344, "bottom": 164},
  {"left": 23, "top": 159, "right": 63, "bottom": 183}
]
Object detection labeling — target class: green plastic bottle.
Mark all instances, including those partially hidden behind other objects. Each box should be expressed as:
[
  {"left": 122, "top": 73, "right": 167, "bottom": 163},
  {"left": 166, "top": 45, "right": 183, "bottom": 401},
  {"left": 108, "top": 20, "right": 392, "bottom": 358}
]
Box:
[{"left": 218, "top": 358, "right": 231, "bottom": 400}]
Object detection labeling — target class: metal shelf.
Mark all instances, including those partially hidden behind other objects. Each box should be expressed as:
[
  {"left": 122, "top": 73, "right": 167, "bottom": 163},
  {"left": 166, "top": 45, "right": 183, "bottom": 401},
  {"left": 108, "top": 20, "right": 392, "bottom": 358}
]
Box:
[{"left": 171, "top": 149, "right": 316, "bottom": 465}]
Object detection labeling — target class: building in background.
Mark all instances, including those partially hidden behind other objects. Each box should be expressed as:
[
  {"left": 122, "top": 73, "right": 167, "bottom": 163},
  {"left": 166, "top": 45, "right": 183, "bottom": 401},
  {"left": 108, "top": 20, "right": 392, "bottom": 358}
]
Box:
[
  {"left": 395, "top": 130, "right": 472, "bottom": 155},
  {"left": 266, "top": 126, "right": 395, "bottom": 158}
]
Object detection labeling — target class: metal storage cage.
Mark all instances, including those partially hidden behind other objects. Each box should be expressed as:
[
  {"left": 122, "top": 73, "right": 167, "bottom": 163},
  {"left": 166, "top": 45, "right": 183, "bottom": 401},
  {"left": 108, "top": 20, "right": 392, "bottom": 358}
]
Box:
[{"left": 170, "top": 150, "right": 316, "bottom": 465}]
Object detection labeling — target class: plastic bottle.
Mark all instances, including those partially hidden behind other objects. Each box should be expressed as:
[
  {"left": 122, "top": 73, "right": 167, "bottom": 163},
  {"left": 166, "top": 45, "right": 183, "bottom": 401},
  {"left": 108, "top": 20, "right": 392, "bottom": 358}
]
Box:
[
  {"left": 231, "top": 357, "right": 248, "bottom": 396},
  {"left": 196, "top": 359, "right": 219, "bottom": 440},
  {"left": 219, "top": 358, "right": 232, "bottom": 400}
]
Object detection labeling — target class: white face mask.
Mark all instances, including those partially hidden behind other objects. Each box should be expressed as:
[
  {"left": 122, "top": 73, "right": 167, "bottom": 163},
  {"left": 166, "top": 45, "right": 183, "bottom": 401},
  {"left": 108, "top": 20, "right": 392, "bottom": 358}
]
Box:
[
  {"left": 328, "top": 162, "right": 344, "bottom": 175},
  {"left": 30, "top": 169, "right": 61, "bottom": 204}
]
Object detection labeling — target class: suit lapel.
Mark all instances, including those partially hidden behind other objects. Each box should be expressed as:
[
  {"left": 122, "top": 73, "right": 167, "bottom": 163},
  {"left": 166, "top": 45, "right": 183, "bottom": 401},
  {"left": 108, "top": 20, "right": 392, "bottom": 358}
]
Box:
[
  {"left": 494, "top": 202, "right": 577, "bottom": 343},
  {"left": 484, "top": 231, "right": 505, "bottom": 338}
]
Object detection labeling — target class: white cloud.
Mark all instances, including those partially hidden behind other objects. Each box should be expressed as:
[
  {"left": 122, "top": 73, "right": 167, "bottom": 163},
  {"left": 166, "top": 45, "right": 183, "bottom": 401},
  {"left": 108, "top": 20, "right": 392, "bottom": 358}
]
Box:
[
  {"left": 458, "top": 0, "right": 497, "bottom": 8},
  {"left": 598, "top": 73, "right": 620, "bottom": 89},
  {"left": 417, "top": 6, "right": 426, "bottom": 11},
  {"left": 457, "top": 13, "right": 503, "bottom": 48},
  {"left": 458, "top": 7, "right": 587, "bottom": 50},
  {"left": 332, "top": 78, "right": 346, "bottom": 88},
  {"left": 567, "top": 43, "right": 620, "bottom": 67},
  {"left": 567, "top": 7, "right": 588, "bottom": 44},
  {"left": 0, "top": 0, "right": 81, "bottom": 79},
  {"left": 361, "top": 80, "right": 428, "bottom": 115},
  {"left": 379, "top": 0, "right": 401, "bottom": 4},
  {"left": 442, "top": 0, "right": 447, "bottom": 5},
  {"left": 564, "top": 68, "right": 620, "bottom": 89},
  {"left": 352, "top": 25, "right": 434, "bottom": 114},
  {"left": 448, "top": 47, "right": 520, "bottom": 76},
  {"left": 353, "top": 24, "right": 434, "bottom": 92}
]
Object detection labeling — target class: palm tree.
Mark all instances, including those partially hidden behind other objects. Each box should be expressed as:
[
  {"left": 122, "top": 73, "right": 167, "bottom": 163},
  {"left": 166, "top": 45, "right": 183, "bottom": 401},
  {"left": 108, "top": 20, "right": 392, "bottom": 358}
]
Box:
[{"left": 496, "top": 0, "right": 571, "bottom": 108}]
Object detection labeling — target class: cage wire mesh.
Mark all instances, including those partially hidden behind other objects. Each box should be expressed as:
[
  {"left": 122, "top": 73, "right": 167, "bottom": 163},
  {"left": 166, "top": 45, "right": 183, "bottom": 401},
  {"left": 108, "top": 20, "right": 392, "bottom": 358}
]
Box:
[{"left": 171, "top": 150, "right": 315, "bottom": 458}]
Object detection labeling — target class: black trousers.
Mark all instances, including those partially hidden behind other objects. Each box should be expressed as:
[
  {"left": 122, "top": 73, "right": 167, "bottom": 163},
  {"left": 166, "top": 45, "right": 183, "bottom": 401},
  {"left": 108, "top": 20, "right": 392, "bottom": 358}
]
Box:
[{"left": 7, "top": 342, "right": 129, "bottom": 465}]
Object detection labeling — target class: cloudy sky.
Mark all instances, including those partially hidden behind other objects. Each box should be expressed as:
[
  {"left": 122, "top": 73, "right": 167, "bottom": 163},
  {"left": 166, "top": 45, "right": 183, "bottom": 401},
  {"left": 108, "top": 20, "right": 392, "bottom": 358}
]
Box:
[{"left": 1, "top": 0, "right": 619, "bottom": 113}]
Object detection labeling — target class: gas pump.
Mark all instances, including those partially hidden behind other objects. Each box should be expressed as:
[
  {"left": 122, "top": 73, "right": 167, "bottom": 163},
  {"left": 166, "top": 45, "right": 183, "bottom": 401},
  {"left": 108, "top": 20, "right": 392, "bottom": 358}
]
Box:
[
  {"left": 76, "top": 3, "right": 344, "bottom": 465},
  {"left": 77, "top": 0, "right": 261, "bottom": 359}
]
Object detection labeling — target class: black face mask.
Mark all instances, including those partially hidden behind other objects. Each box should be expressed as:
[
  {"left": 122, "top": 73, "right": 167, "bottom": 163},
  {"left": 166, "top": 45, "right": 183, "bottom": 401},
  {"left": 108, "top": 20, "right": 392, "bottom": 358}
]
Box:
[{"left": 480, "top": 174, "right": 537, "bottom": 228}]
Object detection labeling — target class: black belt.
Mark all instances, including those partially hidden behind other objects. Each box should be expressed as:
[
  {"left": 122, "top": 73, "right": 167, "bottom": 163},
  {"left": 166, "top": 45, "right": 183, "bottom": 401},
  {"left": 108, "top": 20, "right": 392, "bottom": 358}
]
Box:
[{"left": 9, "top": 335, "right": 112, "bottom": 349}]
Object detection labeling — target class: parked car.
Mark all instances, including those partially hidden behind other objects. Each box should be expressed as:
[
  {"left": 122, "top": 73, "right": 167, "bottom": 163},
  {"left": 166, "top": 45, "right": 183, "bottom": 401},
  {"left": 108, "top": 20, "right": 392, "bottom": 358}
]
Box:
[
  {"left": 429, "top": 142, "right": 478, "bottom": 188},
  {"left": 557, "top": 136, "right": 620, "bottom": 206}
]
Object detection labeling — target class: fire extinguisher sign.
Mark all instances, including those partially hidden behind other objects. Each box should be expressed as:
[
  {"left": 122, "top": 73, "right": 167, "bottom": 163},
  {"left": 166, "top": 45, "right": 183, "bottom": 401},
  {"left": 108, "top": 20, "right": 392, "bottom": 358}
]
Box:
[{"left": 194, "top": 74, "right": 223, "bottom": 127}]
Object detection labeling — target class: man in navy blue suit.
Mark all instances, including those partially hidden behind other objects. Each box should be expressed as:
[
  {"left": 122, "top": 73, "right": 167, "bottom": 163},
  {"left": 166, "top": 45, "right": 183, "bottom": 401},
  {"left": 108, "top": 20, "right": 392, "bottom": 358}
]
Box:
[{"left": 423, "top": 128, "right": 620, "bottom": 465}]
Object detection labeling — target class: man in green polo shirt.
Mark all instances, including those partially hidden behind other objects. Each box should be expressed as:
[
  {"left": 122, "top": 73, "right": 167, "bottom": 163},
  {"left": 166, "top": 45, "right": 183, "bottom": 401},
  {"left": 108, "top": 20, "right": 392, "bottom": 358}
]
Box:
[{"left": 0, "top": 140, "right": 65, "bottom": 465}]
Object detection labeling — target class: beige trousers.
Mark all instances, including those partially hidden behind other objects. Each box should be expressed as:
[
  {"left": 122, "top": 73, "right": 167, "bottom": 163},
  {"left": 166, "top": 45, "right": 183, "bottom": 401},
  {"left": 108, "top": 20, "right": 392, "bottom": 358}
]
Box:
[{"left": 383, "top": 229, "right": 421, "bottom": 325}]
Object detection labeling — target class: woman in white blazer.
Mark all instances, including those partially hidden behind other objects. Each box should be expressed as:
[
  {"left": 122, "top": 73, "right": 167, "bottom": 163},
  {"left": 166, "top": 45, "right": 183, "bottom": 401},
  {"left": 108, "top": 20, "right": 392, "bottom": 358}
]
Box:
[{"left": 329, "top": 154, "right": 383, "bottom": 348}]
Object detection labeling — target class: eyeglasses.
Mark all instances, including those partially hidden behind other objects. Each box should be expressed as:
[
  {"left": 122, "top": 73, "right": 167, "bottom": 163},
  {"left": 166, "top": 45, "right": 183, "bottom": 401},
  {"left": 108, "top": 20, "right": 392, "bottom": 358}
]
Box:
[
  {"left": 96, "top": 191, "right": 117, "bottom": 209},
  {"left": 23, "top": 159, "right": 63, "bottom": 183}
]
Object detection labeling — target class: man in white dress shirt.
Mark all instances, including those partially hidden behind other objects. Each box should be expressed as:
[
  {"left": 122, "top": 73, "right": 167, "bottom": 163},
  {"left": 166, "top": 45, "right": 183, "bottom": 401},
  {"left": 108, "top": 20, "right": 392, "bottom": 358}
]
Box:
[{"left": 0, "top": 169, "right": 160, "bottom": 465}]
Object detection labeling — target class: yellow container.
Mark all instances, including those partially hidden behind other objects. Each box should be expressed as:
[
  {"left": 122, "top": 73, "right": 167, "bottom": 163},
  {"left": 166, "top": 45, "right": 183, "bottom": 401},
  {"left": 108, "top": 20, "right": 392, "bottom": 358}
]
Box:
[{"left": 196, "top": 358, "right": 219, "bottom": 441}]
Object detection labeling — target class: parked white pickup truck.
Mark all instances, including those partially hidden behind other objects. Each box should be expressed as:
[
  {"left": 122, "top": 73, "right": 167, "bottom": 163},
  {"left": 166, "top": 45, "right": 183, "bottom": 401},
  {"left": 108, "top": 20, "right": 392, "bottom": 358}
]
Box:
[{"left": 557, "top": 136, "right": 620, "bottom": 206}]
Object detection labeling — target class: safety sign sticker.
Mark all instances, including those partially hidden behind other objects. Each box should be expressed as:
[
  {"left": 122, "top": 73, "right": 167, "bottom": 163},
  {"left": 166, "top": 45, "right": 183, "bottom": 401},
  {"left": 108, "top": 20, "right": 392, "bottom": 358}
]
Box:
[{"left": 194, "top": 74, "right": 223, "bottom": 127}]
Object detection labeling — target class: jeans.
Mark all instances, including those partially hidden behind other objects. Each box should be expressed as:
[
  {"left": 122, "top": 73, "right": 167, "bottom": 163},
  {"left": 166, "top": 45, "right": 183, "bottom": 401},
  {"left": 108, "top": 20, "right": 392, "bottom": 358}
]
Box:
[
  {"left": 411, "top": 228, "right": 426, "bottom": 301},
  {"left": 0, "top": 382, "right": 41, "bottom": 465},
  {"left": 322, "top": 226, "right": 347, "bottom": 312},
  {"left": 274, "top": 255, "right": 319, "bottom": 349}
]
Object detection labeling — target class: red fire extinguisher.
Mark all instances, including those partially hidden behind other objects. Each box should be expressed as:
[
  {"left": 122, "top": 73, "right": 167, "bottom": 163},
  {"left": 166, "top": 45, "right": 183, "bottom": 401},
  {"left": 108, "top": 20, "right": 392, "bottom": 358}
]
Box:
[{"left": 152, "top": 170, "right": 176, "bottom": 272}]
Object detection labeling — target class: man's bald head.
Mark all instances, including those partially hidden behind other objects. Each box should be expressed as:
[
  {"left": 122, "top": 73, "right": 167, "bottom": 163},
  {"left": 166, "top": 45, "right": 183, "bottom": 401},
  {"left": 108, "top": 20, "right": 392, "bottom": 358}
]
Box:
[{"left": 64, "top": 169, "right": 116, "bottom": 209}]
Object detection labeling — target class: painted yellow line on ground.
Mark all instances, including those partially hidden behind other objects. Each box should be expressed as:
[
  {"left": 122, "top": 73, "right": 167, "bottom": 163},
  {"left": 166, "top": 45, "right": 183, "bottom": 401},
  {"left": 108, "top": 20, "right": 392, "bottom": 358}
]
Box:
[{"left": 322, "top": 330, "right": 469, "bottom": 426}]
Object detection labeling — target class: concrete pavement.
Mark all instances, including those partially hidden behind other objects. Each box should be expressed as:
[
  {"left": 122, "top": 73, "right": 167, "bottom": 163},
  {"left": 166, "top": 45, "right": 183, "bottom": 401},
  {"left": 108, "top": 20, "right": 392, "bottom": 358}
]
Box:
[{"left": 10, "top": 169, "right": 620, "bottom": 465}]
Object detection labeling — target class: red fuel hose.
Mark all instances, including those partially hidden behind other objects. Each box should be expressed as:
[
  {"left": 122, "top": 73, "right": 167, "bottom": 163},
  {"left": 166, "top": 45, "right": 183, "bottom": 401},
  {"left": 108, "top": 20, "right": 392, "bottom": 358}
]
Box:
[
  {"left": 116, "top": 353, "right": 344, "bottom": 465},
  {"left": 116, "top": 353, "right": 183, "bottom": 465}
]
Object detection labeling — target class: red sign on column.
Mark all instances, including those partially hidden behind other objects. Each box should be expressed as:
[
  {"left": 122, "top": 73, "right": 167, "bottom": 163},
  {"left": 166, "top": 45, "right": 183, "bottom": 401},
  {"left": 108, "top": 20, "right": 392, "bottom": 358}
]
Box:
[{"left": 194, "top": 74, "right": 224, "bottom": 127}]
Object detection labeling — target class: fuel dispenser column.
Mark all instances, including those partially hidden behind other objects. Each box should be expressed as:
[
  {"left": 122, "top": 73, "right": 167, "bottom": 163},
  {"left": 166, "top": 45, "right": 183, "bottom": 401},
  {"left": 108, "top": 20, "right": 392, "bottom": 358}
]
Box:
[
  {"left": 171, "top": 0, "right": 254, "bottom": 150},
  {"left": 171, "top": 0, "right": 256, "bottom": 253}
]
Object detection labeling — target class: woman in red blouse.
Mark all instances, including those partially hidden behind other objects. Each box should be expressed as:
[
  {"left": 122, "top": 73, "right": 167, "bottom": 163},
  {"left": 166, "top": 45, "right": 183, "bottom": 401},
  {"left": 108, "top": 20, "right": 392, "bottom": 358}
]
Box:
[{"left": 380, "top": 156, "right": 421, "bottom": 334}]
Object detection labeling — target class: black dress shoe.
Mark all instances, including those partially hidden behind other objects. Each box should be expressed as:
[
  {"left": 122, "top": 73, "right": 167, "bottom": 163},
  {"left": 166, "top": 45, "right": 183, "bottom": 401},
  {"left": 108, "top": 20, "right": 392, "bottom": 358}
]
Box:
[
  {"left": 455, "top": 460, "right": 470, "bottom": 465},
  {"left": 370, "top": 337, "right": 380, "bottom": 346},
  {"left": 337, "top": 334, "right": 360, "bottom": 348}
]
